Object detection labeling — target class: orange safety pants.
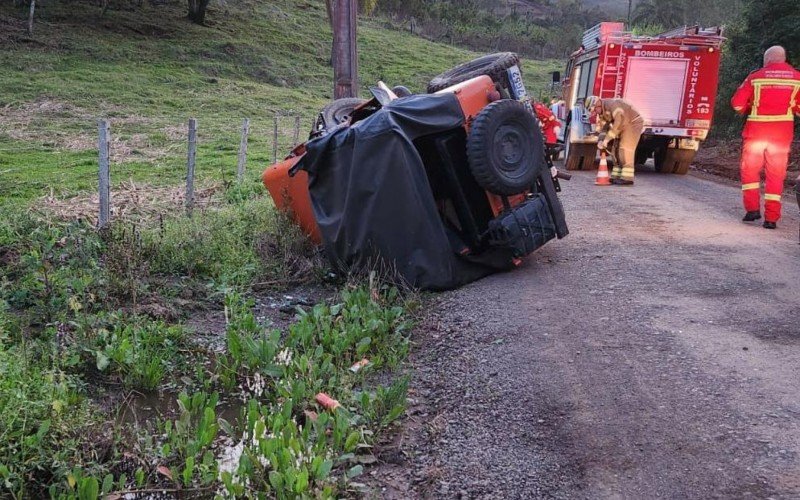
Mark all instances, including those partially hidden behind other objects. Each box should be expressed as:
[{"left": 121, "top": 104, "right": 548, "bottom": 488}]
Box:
[{"left": 740, "top": 137, "right": 791, "bottom": 222}]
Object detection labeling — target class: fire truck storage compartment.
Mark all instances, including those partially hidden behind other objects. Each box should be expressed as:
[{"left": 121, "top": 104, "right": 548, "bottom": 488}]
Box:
[{"left": 624, "top": 58, "right": 688, "bottom": 125}]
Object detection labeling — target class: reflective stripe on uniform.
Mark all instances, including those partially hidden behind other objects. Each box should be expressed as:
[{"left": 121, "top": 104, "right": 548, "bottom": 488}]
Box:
[
  {"left": 765, "top": 193, "right": 782, "bottom": 201},
  {"left": 742, "top": 182, "right": 760, "bottom": 190},
  {"left": 747, "top": 114, "right": 796, "bottom": 122},
  {"left": 791, "top": 84, "right": 800, "bottom": 111},
  {"left": 751, "top": 78, "right": 800, "bottom": 86},
  {"left": 749, "top": 78, "right": 800, "bottom": 122}
]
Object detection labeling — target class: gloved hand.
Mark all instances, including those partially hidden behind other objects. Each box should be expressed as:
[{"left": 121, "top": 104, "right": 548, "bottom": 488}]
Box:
[{"left": 597, "top": 139, "right": 608, "bottom": 151}]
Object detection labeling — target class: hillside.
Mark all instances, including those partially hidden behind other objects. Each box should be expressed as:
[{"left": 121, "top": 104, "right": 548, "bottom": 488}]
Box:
[{"left": 0, "top": 0, "right": 561, "bottom": 207}]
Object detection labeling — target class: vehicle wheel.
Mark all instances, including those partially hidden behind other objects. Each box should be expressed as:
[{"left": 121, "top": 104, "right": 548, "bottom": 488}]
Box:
[
  {"left": 427, "top": 52, "right": 520, "bottom": 93},
  {"left": 635, "top": 146, "right": 652, "bottom": 166},
  {"left": 655, "top": 147, "right": 696, "bottom": 174},
  {"left": 653, "top": 146, "right": 673, "bottom": 173},
  {"left": 312, "top": 98, "right": 368, "bottom": 135},
  {"left": 566, "top": 143, "right": 597, "bottom": 171},
  {"left": 466, "top": 100, "right": 543, "bottom": 195}
]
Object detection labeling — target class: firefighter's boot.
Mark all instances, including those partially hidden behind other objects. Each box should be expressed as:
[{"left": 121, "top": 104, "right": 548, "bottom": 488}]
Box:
[
  {"left": 764, "top": 221, "right": 777, "bottom": 229},
  {"left": 742, "top": 210, "right": 762, "bottom": 222}
]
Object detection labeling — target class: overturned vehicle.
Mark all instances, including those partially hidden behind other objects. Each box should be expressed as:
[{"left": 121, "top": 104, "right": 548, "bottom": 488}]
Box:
[{"left": 263, "top": 53, "right": 569, "bottom": 290}]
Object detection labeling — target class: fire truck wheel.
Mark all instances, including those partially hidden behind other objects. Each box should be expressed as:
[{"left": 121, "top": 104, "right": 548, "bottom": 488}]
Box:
[
  {"left": 467, "top": 100, "right": 543, "bottom": 195},
  {"left": 313, "top": 98, "right": 368, "bottom": 135},
  {"left": 635, "top": 147, "right": 653, "bottom": 166},
  {"left": 565, "top": 143, "right": 597, "bottom": 171},
  {"left": 427, "top": 52, "right": 520, "bottom": 93},
  {"left": 655, "top": 148, "right": 696, "bottom": 175}
]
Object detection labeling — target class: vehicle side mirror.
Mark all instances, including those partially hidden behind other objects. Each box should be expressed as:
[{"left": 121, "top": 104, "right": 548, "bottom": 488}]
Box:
[{"left": 551, "top": 71, "right": 561, "bottom": 83}]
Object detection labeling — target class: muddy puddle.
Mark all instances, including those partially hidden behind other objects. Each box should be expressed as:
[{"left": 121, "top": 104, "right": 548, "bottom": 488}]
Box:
[{"left": 185, "top": 284, "right": 338, "bottom": 352}]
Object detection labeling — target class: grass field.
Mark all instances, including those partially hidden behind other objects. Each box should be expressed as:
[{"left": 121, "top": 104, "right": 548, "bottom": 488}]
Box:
[
  {"left": 0, "top": 0, "right": 561, "bottom": 208},
  {"left": 0, "top": 3, "right": 563, "bottom": 496}
]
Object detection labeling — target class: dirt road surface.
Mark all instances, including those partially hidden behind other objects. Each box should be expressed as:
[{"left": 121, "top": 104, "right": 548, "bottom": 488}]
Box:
[{"left": 369, "top": 169, "right": 800, "bottom": 499}]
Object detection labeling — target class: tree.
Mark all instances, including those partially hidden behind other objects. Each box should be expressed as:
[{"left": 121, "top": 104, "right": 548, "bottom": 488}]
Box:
[
  {"left": 187, "top": 0, "right": 211, "bottom": 25},
  {"left": 715, "top": 0, "right": 800, "bottom": 134},
  {"left": 631, "top": 0, "right": 686, "bottom": 28}
]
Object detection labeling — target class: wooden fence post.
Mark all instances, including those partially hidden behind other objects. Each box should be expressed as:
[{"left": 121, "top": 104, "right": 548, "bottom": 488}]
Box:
[
  {"left": 236, "top": 118, "right": 249, "bottom": 182},
  {"left": 186, "top": 118, "right": 197, "bottom": 215},
  {"left": 98, "top": 119, "right": 110, "bottom": 229},
  {"left": 273, "top": 113, "right": 279, "bottom": 164}
]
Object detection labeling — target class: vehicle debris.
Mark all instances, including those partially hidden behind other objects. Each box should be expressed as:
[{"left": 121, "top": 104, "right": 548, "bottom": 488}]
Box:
[
  {"left": 315, "top": 392, "right": 341, "bottom": 411},
  {"left": 349, "top": 359, "right": 370, "bottom": 373}
]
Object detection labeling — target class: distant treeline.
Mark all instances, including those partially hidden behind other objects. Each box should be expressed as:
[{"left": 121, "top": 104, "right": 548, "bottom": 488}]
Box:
[
  {"left": 371, "top": 0, "right": 800, "bottom": 136},
  {"left": 715, "top": 0, "right": 800, "bottom": 135},
  {"left": 370, "top": 0, "right": 746, "bottom": 60},
  {"left": 373, "top": 0, "right": 604, "bottom": 59}
]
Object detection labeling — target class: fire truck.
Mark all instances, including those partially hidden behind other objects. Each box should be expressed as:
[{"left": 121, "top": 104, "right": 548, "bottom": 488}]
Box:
[{"left": 561, "top": 22, "right": 724, "bottom": 174}]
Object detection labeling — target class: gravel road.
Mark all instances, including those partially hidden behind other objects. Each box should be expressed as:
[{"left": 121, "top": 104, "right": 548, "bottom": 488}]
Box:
[{"left": 368, "top": 168, "right": 800, "bottom": 499}]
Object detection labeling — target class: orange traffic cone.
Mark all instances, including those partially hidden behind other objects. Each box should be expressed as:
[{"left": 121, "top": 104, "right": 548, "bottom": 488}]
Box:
[{"left": 595, "top": 151, "right": 612, "bottom": 186}]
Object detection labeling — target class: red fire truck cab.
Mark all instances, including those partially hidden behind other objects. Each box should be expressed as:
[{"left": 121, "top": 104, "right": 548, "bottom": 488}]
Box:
[{"left": 561, "top": 22, "right": 724, "bottom": 174}]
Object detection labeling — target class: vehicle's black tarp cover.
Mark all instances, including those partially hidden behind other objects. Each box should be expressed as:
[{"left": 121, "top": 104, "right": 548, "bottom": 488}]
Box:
[{"left": 297, "top": 93, "right": 506, "bottom": 290}]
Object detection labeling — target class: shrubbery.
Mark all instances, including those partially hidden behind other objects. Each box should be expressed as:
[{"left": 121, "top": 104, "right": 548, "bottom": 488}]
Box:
[
  {"left": 713, "top": 0, "right": 800, "bottom": 137},
  {"left": 0, "top": 185, "right": 413, "bottom": 497}
]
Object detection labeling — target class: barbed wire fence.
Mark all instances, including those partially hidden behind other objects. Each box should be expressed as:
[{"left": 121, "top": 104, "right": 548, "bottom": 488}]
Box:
[{"left": 89, "top": 111, "right": 306, "bottom": 228}]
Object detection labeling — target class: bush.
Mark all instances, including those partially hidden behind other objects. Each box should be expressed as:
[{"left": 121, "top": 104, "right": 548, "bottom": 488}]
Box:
[
  {"left": 713, "top": 0, "right": 800, "bottom": 137},
  {"left": 0, "top": 341, "right": 94, "bottom": 498},
  {"left": 74, "top": 313, "right": 187, "bottom": 391}
]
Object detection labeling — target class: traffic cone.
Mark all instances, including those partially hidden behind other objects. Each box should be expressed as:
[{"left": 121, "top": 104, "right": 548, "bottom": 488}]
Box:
[{"left": 595, "top": 151, "right": 612, "bottom": 186}]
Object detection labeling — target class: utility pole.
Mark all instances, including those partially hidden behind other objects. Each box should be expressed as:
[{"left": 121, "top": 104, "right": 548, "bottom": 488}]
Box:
[{"left": 332, "top": 0, "right": 358, "bottom": 99}]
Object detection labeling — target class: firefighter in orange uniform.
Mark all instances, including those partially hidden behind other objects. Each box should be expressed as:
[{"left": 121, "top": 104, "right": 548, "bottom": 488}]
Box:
[
  {"left": 533, "top": 101, "right": 560, "bottom": 146},
  {"left": 731, "top": 46, "right": 800, "bottom": 229}
]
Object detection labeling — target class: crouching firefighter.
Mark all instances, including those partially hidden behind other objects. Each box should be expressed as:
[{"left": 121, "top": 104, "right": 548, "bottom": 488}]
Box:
[
  {"left": 534, "top": 101, "right": 561, "bottom": 161},
  {"left": 534, "top": 101, "right": 560, "bottom": 145},
  {"left": 731, "top": 45, "right": 800, "bottom": 229},
  {"left": 585, "top": 96, "right": 644, "bottom": 185}
]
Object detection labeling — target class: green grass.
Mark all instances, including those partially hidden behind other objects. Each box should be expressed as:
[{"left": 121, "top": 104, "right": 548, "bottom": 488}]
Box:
[{"left": 0, "top": 0, "right": 560, "bottom": 207}]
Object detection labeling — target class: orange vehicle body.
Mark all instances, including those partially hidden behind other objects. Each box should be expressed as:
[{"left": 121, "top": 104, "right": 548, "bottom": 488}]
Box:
[
  {"left": 261, "top": 144, "right": 320, "bottom": 243},
  {"left": 262, "top": 75, "right": 523, "bottom": 243}
]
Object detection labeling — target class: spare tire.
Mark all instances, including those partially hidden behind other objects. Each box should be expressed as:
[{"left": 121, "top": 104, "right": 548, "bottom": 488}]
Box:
[
  {"left": 427, "top": 52, "right": 520, "bottom": 93},
  {"left": 466, "top": 100, "right": 543, "bottom": 196},
  {"left": 312, "top": 98, "right": 368, "bottom": 136}
]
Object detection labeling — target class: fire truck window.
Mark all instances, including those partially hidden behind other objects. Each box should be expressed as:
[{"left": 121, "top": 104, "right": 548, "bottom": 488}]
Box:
[
  {"left": 586, "top": 59, "right": 598, "bottom": 96},
  {"left": 569, "top": 65, "right": 581, "bottom": 108},
  {"left": 577, "top": 61, "right": 592, "bottom": 100}
]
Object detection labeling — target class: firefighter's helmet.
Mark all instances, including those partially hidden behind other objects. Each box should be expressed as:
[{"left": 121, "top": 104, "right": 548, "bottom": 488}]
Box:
[{"left": 584, "top": 96, "right": 601, "bottom": 111}]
